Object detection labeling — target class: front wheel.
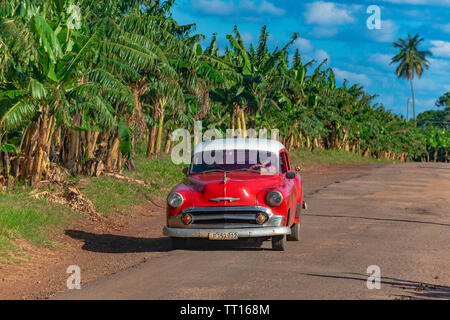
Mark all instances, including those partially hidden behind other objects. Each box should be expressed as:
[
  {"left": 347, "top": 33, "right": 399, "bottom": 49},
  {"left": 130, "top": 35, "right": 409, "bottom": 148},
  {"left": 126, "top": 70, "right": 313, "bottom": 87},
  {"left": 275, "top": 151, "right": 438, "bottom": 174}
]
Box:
[
  {"left": 272, "top": 235, "right": 286, "bottom": 251},
  {"left": 287, "top": 223, "right": 300, "bottom": 241}
]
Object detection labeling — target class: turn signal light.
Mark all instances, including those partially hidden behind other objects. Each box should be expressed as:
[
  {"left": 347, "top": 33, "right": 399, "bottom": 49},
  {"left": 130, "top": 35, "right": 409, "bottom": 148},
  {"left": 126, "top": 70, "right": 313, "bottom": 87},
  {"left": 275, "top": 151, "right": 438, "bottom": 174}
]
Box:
[
  {"left": 182, "top": 213, "right": 193, "bottom": 225},
  {"left": 256, "top": 213, "right": 268, "bottom": 225}
]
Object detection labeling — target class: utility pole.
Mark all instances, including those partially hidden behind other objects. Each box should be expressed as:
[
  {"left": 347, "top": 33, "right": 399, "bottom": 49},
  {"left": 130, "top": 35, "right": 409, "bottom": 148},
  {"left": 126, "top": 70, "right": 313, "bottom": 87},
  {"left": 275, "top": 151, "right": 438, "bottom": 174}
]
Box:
[{"left": 406, "top": 98, "right": 409, "bottom": 121}]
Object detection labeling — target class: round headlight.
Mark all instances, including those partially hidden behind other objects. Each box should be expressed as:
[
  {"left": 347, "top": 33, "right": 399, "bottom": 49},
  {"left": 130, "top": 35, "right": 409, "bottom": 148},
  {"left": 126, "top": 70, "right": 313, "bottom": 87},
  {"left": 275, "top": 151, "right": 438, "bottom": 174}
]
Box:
[
  {"left": 266, "top": 191, "right": 283, "bottom": 206},
  {"left": 168, "top": 192, "right": 184, "bottom": 208}
]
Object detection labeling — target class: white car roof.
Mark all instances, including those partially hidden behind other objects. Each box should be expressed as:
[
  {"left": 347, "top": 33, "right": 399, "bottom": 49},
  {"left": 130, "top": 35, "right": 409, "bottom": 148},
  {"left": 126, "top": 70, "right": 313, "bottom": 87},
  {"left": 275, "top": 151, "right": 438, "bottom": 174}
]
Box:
[{"left": 193, "top": 138, "right": 286, "bottom": 155}]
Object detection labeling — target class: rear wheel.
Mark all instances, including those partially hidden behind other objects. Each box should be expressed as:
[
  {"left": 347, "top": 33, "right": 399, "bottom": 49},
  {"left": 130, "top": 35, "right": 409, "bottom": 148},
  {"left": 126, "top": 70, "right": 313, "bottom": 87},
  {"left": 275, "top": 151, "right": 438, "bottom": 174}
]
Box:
[
  {"left": 171, "top": 237, "right": 187, "bottom": 250},
  {"left": 272, "top": 235, "right": 286, "bottom": 251}
]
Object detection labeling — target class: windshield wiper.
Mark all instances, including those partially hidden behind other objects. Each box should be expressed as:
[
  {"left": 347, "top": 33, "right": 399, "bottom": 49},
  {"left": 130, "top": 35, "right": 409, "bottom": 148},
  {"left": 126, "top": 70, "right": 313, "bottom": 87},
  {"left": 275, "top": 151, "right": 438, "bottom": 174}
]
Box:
[
  {"left": 200, "top": 168, "right": 226, "bottom": 174},
  {"left": 228, "top": 168, "right": 261, "bottom": 173},
  {"left": 198, "top": 168, "right": 261, "bottom": 174}
]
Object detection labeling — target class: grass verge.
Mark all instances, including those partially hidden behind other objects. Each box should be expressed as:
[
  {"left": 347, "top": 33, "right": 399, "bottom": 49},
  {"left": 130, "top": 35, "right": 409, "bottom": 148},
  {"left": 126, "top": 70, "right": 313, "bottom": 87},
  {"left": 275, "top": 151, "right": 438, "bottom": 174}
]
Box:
[
  {"left": 290, "top": 149, "right": 397, "bottom": 167},
  {"left": 81, "top": 155, "right": 185, "bottom": 216},
  {"left": 0, "top": 189, "right": 79, "bottom": 263}
]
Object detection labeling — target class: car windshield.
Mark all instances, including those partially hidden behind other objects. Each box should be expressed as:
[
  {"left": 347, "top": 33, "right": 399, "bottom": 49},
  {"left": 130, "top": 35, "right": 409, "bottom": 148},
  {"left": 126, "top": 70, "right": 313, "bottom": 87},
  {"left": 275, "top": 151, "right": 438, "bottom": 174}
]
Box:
[{"left": 190, "top": 150, "right": 279, "bottom": 175}]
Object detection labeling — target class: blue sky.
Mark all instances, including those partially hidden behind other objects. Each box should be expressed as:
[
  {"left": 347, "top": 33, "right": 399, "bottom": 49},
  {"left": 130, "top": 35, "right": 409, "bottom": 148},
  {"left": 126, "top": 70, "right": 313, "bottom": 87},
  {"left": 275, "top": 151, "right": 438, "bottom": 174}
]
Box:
[{"left": 171, "top": 0, "right": 450, "bottom": 118}]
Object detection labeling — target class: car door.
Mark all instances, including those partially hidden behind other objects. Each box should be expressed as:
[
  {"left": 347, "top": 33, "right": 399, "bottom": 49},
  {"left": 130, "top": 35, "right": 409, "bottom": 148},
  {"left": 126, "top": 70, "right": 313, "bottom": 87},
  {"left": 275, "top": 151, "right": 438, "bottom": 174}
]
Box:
[
  {"left": 279, "top": 150, "right": 296, "bottom": 226},
  {"left": 285, "top": 151, "right": 302, "bottom": 224}
]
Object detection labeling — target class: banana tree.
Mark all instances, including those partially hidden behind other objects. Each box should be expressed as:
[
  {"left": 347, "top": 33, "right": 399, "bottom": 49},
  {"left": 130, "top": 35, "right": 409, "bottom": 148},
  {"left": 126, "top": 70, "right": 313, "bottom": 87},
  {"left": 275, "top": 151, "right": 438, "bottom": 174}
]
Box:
[
  {"left": 0, "top": 1, "right": 109, "bottom": 184},
  {"left": 225, "top": 26, "right": 300, "bottom": 123}
]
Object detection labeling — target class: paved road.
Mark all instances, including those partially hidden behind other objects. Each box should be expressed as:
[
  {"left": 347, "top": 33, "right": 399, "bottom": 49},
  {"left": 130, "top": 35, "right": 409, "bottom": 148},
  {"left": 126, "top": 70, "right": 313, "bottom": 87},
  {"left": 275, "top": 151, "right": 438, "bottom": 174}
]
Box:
[{"left": 56, "top": 163, "right": 450, "bottom": 300}]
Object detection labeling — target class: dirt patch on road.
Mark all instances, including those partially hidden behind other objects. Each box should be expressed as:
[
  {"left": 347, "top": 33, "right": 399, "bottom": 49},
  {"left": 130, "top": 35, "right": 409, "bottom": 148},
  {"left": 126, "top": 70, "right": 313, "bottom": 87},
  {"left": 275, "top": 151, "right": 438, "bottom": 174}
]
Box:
[{"left": 0, "top": 164, "right": 378, "bottom": 299}]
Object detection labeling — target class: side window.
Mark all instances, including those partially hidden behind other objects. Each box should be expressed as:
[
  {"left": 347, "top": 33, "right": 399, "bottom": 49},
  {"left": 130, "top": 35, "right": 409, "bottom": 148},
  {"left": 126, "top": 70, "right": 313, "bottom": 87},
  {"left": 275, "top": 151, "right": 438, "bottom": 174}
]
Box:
[{"left": 279, "top": 152, "right": 288, "bottom": 174}]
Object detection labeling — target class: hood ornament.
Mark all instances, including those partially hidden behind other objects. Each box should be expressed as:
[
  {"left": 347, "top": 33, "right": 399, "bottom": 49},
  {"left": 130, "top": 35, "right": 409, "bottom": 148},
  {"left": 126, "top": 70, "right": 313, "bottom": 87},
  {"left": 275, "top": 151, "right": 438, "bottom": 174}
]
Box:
[
  {"left": 209, "top": 197, "right": 240, "bottom": 203},
  {"left": 220, "top": 171, "right": 230, "bottom": 184}
]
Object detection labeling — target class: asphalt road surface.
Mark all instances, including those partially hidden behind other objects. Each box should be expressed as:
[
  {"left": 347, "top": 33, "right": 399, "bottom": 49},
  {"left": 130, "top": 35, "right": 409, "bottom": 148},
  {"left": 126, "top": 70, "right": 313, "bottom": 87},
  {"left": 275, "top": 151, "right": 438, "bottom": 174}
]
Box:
[{"left": 56, "top": 163, "right": 450, "bottom": 300}]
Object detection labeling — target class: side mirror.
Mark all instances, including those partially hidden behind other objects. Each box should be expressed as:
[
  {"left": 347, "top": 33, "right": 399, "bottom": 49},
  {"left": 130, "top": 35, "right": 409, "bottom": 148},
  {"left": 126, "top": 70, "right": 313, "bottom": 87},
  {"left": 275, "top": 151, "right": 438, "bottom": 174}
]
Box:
[
  {"left": 182, "top": 167, "right": 189, "bottom": 176},
  {"left": 286, "top": 171, "right": 296, "bottom": 179}
]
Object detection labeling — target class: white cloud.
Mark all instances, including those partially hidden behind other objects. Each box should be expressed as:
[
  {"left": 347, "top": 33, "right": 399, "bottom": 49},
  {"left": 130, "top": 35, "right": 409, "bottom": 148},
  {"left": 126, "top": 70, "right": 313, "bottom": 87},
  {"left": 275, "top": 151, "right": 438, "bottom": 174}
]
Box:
[
  {"left": 193, "top": 0, "right": 236, "bottom": 15},
  {"left": 370, "top": 53, "right": 394, "bottom": 67},
  {"left": 315, "top": 49, "right": 330, "bottom": 63},
  {"left": 370, "top": 20, "right": 398, "bottom": 43},
  {"left": 240, "top": 0, "right": 285, "bottom": 16},
  {"left": 293, "top": 38, "right": 331, "bottom": 63},
  {"left": 192, "top": 0, "right": 285, "bottom": 17},
  {"left": 370, "top": 54, "right": 450, "bottom": 76},
  {"left": 415, "top": 78, "right": 439, "bottom": 91},
  {"left": 294, "top": 38, "right": 313, "bottom": 52},
  {"left": 413, "top": 76, "right": 450, "bottom": 95},
  {"left": 414, "top": 98, "right": 438, "bottom": 112},
  {"left": 334, "top": 68, "right": 372, "bottom": 87},
  {"left": 430, "top": 40, "right": 450, "bottom": 58},
  {"left": 427, "top": 58, "right": 450, "bottom": 75},
  {"left": 304, "top": 2, "right": 356, "bottom": 26}
]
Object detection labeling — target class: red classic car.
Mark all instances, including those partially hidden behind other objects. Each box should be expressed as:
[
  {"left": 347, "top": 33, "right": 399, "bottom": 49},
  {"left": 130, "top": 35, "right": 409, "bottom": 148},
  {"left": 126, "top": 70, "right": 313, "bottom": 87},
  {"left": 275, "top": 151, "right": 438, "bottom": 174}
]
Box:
[{"left": 163, "top": 138, "right": 304, "bottom": 251}]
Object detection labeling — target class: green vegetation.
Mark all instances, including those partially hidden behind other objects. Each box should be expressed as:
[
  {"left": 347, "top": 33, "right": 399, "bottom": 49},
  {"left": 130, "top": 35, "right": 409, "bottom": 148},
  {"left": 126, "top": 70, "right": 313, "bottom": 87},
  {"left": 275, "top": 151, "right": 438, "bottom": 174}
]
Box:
[
  {"left": 0, "top": 0, "right": 448, "bottom": 189},
  {"left": 82, "top": 155, "right": 185, "bottom": 215},
  {"left": 0, "top": 190, "right": 78, "bottom": 263},
  {"left": 415, "top": 93, "right": 450, "bottom": 162},
  {"left": 81, "top": 177, "right": 153, "bottom": 216},
  {"left": 128, "top": 155, "right": 186, "bottom": 193}
]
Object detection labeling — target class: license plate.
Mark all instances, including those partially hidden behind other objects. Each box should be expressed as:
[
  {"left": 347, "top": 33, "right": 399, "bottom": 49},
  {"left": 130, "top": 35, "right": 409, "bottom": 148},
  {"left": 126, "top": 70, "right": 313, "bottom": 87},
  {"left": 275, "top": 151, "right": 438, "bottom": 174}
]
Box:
[{"left": 208, "top": 232, "right": 239, "bottom": 240}]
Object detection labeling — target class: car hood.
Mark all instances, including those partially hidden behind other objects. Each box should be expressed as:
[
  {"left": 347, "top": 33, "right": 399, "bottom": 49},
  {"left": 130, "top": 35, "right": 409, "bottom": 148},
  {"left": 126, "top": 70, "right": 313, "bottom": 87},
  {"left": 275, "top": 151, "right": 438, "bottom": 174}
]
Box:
[{"left": 183, "top": 172, "right": 282, "bottom": 207}]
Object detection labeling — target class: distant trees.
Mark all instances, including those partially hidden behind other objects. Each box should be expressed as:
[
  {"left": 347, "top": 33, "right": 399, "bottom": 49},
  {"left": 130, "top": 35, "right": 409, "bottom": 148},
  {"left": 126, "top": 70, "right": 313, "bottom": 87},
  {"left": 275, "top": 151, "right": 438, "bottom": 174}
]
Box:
[
  {"left": 436, "top": 92, "right": 450, "bottom": 122},
  {"left": 389, "top": 35, "right": 449, "bottom": 162},
  {"left": 416, "top": 93, "right": 450, "bottom": 162}
]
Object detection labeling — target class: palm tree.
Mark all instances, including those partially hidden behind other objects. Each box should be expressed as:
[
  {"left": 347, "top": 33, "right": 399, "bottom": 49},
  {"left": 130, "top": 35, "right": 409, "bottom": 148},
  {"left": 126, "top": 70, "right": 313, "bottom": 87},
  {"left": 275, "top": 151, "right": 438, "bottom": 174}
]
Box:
[{"left": 391, "top": 34, "right": 432, "bottom": 127}]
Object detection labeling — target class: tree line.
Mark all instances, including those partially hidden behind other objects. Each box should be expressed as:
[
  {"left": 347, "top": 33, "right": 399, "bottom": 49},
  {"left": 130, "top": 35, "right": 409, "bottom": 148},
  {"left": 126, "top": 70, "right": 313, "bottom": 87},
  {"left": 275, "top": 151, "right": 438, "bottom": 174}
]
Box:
[{"left": 0, "top": 0, "right": 449, "bottom": 186}]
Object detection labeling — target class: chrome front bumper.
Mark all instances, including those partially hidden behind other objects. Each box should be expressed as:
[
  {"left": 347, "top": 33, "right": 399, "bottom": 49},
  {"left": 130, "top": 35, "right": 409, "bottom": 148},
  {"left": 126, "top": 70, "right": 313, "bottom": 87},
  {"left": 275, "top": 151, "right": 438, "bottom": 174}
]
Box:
[
  {"left": 167, "top": 206, "right": 285, "bottom": 229},
  {"left": 163, "top": 226, "right": 291, "bottom": 238}
]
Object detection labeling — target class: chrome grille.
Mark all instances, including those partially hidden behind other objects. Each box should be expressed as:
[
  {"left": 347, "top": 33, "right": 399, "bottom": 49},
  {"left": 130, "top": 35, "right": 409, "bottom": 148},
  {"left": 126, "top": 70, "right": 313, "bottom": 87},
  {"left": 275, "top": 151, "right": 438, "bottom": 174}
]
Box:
[{"left": 181, "top": 206, "right": 271, "bottom": 229}]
